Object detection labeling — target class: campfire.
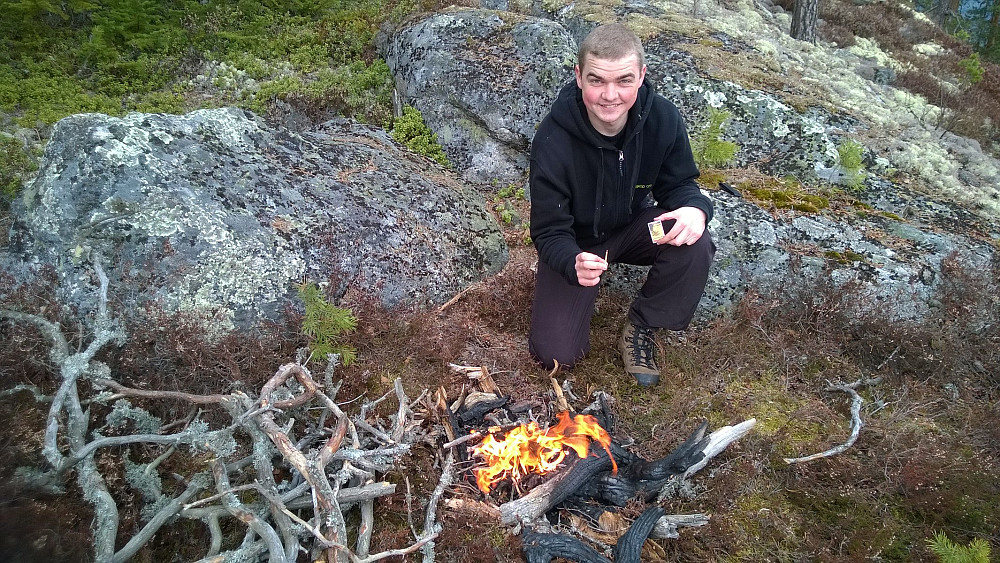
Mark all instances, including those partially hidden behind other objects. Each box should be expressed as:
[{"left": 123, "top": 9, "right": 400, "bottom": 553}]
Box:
[
  {"left": 471, "top": 411, "right": 618, "bottom": 494},
  {"left": 443, "top": 364, "right": 756, "bottom": 562}
]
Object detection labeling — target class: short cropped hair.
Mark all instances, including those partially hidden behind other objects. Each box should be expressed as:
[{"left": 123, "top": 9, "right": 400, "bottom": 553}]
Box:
[{"left": 577, "top": 23, "right": 645, "bottom": 70}]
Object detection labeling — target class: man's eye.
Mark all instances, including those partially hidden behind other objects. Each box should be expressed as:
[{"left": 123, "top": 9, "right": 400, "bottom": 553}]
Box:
[
  {"left": 620, "top": 79, "right": 634, "bottom": 85},
  {"left": 589, "top": 79, "right": 602, "bottom": 85}
]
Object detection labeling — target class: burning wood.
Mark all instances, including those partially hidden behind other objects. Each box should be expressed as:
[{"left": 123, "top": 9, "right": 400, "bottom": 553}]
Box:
[
  {"left": 446, "top": 369, "right": 756, "bottom": 561},
  {"left": 471, "top": 411, "right": 617, "bottom": 494}
]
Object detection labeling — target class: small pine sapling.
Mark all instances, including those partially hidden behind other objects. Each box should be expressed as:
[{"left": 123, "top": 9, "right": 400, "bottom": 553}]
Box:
[
  {"left": 836, "top": 139, "right": 866, "bottom": 190},
  {"left": 297, "top": 281, "right": 358, "bottom": 365},
  {"left": 691, "top": 107, "right": 739, "bottom": 168},
  {"left": 926, "top": 530, "right": 991, "bottom": 563}
]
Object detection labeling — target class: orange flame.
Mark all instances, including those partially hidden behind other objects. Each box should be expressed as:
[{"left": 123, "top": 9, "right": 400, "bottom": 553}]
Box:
[{"left": 471, "top": 411, "right": 618, "bottom": 494}]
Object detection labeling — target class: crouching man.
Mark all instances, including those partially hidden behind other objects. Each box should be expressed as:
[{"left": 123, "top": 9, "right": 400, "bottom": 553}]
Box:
[{"left": 528, "top": 23, "right": 716, "bottom": 387}]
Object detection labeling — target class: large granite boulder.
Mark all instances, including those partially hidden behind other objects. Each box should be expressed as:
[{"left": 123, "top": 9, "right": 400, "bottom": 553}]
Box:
[
  {"left": 4, "top": 108, "right": 508, "bottom": 329},
  {"left": 381, "top": 8, "right": 576, "bottom": 186}
]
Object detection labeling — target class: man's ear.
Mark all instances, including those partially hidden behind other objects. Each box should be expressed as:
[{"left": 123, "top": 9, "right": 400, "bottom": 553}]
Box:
[{"left": 574, "top": 64, "right": 583, "bottom": 88}]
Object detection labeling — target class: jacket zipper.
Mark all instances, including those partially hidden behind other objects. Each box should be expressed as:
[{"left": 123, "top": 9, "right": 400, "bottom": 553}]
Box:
[{"left": 618, "top": 150, "right": 624, "bottom": 176}]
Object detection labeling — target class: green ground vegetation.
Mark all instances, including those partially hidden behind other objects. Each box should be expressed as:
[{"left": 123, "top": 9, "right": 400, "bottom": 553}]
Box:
[
  {"left": 390, "top": 105, "right": 451, "bottom": 167},
  {"left": 742, "top": 176, "right": 831, "bottom": 213},
  {"left": 0, "top": 136, "right": 39, "bottom": 207},
  {"left": 0, "top": 0, "right": 411, "bottom": 129}
]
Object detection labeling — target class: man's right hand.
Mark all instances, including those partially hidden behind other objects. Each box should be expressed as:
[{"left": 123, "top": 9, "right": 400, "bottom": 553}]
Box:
[{"left": 575, "top": 251, "right": 608, "bottom": 287}]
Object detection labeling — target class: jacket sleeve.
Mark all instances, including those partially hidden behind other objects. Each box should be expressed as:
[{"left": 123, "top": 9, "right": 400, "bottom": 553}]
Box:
[
  {"left": 649, "top": 104, "right": 714, "bottom": 223},
  {"left": 529, "top": 134, "right": 583, "bottom": 285}
]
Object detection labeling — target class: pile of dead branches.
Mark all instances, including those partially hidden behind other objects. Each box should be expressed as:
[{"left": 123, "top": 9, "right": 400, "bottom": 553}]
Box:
[{"left": 0, "top": 260, "right": 450, "bottom": 563}]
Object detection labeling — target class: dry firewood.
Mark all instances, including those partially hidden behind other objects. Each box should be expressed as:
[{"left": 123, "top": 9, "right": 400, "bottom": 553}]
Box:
[
  {"left": 476, "top": 365, "right": 502, "bottom": 395},
  {"left": 443, "top": 498, "right": 503, "bottom": 520},
  {"left": 550, "top": 376, "right": 571, "bottom": 413},
  {"left": 442, "top": 431, "right": 482, "bottom": 450},
  {"left": 521, "top": 529, "right": 612, "bottom": 563},
  {"left": 648, "top": 514, "right": 710, "bottom": 539}
]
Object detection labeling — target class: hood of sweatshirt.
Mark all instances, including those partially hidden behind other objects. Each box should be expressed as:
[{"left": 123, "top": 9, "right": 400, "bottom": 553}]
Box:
[{"left": 549, "top": 78, "right": 656, "bottom": 151}]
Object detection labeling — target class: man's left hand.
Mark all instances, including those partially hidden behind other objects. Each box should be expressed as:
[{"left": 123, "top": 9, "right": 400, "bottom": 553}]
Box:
[{"left": 655, "top": 206, "right": 706, "bottom": 246}]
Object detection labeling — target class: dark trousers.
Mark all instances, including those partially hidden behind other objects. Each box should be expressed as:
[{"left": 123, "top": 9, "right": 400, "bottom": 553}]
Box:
[{"left": 528, "top": 207, "right": 715, "bottom": 370}]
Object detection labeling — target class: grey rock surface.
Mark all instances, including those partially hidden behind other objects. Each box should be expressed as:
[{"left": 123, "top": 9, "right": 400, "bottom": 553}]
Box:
[
  {"left": 381, "top": 8, "right": 576, "bottom": 186},
  {"left": 5, "top": 108, "right": 508, "bottom": 329}
]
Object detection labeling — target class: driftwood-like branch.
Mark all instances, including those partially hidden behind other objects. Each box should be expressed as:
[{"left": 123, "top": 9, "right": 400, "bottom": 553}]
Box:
[
  {"left": 784, "top": 379, "right": 881, "bottom": 464},
  {"left": 4, "top": 262, "right": 447, "bottom": 563},
  {"left": 112, "top": 474, "right": 210, "bottom": 563},
  {"left": 683, "top": 418, "right": 757, "bottom": 478}
]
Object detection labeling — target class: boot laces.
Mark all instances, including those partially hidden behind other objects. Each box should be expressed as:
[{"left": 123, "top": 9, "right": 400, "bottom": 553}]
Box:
[{"left": 628, "top": 326, "right": 656, "bottom": 369}]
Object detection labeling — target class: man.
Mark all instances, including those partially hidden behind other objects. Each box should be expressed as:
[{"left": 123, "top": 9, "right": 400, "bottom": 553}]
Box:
[{"left": 528, "top": 23, "right": 715, "bottom": 387}]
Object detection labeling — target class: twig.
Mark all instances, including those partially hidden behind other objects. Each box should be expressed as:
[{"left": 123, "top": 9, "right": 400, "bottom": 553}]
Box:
[
  {"left": 438, "top": 283, "right": 481, "bottom": 312},
  {"left": 92, "top": 378, "right": 230, "bottom": 404},
  {"left": 112, "top": 474, "right": 210, "bottom": 563},
  {"left": 0, "top": 383, "right": 51, "bottom": 402},
  {"left": 357, "top": 499, "right": 374, "bottom": 558},
  {"left": 784, "top": 378, "right": 882, "bottom": 464},
  {"left": 209, "top": 459, "right": 287, "bottom": 562},
  {"left": 550, "top": 376, "right": 571, "bottom": 413},
  {"left": 420, "top": 451, "right": 456, "bottom": 562},
  {"left": 184, "top": 484, "right": 261, "bottom": 510},
  {"left": 443, "top": 431, "right": 481, "bottom": 449},
  {"left": 876, "top": 346, "right": 902, "bottom": 371},
  {"left": 391, "top": 378, "right": 410, "bottom": 443}
]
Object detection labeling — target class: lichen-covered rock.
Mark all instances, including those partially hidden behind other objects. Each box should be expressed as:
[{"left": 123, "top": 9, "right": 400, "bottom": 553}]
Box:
[
  {"left": 5, "top": 108, "right": 508, "bottom": 329},
  {"left": 381, "top": 8, "right": 576, "bottom": 185},
  {"left": 700, "top": 187, "right": 996, "bottom": 324}
]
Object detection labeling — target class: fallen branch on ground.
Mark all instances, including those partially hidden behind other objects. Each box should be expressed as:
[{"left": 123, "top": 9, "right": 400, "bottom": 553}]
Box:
[
  {"left": 1, "top": 257, "right": 448, "bottom": 562},
  {"left": 784, "top": 378, "right": 882, "bottom": 464}
]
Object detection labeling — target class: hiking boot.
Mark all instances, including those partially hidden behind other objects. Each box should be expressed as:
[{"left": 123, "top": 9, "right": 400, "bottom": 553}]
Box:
[{"left": 619, "top": 323, "right": 659, "bottom": 387}]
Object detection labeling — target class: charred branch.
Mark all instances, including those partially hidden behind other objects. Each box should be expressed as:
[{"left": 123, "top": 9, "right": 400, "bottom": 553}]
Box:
[
  {"left": 612, "top": 506, "right": 665, "bottom": 563},
  {"left": 499, "top": 445, "right": 615, "bottom": 525},
  {"left": 521, "top": 529, "right": 612, "bottom": 563}
]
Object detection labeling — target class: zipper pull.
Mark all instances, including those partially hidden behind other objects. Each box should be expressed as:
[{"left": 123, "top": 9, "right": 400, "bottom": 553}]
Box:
[{"left": 618, "top": 151, "right": 624, "bottom": 176}]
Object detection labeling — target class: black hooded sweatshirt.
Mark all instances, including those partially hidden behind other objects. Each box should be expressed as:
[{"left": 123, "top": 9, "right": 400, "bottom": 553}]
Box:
[{"left": 529, "top": 78, "right": 714, "bottom": 285}]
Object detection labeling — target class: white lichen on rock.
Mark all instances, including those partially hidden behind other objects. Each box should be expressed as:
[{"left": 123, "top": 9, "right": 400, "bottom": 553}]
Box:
[{"left": 648, "top": 0, "right": 1000, "bottom": 218}]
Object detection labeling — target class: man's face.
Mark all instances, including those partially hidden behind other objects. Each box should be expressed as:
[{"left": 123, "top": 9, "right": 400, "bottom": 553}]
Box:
[{"left": 574, "top": 53, "right": 646, "bottom": 137}]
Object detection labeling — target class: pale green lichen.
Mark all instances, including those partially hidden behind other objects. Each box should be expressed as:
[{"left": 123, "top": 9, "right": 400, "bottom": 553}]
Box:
[
  {"left": 649, "top": 0, "right": 1000, "bottom": 219},
  {"left": 912, "top": 42, "right": 946, "bottom": 57},
  {"left": 105, "top": 399, "right": 162, "bottom": 434},
  {"left": 847, "top": 37, "right": 906, "bottom": 72}
]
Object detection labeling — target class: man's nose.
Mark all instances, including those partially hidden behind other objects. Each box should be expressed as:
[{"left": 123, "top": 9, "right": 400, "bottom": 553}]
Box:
[{"left": 601, "top": 82, "right": 618, "bottom": 99}]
